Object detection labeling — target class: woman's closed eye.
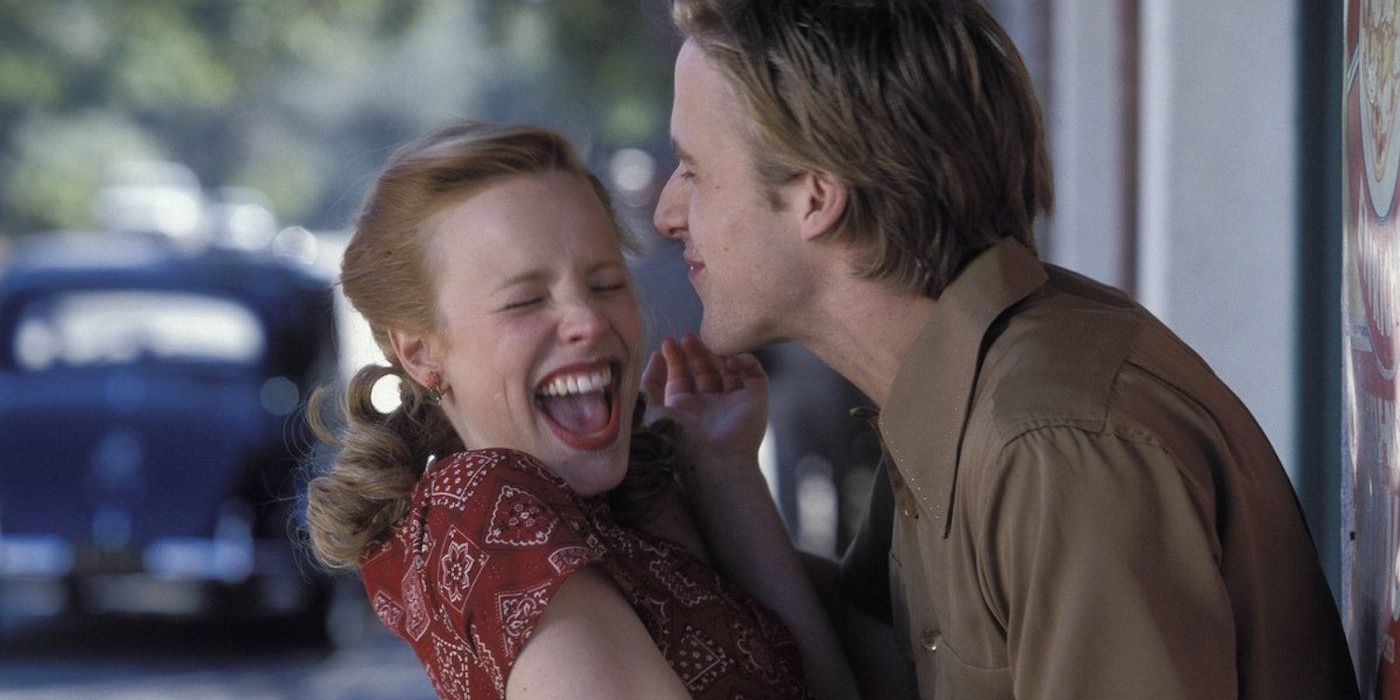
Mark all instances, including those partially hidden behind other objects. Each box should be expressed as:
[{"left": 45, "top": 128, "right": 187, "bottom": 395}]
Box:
[
  {"left": 499, "top": 296, "right": 545, "bottom": 312},
  {"left": 497, "top": 283, "right": 623, "bottom": 312}
]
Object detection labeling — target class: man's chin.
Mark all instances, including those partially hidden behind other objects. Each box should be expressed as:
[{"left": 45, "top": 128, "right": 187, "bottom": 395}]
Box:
[{"left": 699, "top": 317, "right": 763, "bottom": 356}]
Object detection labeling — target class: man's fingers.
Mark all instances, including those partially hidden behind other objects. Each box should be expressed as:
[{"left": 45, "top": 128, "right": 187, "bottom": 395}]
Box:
[
  {"left": 682, "top": 332, "right": 724, "bottom": 394},
  {"left": 660, "top": 337, "right": 696, "bottom": 397}
]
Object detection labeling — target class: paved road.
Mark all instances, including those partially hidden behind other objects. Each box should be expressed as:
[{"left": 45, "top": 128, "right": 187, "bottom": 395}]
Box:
[{"left": 0, "top": 613, "right": 436, "bottom": 699}]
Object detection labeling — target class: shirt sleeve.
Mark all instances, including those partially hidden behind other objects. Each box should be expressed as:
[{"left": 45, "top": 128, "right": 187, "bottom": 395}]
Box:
[
  {"left": 978, "top": 426, "right": 1237, "bottom": 699},
  {"left": 418, "top": 449, "right": 606, "bottom": 683}
]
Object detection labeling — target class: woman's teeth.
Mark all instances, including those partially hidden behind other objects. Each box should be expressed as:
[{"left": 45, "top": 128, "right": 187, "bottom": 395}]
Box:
[{"left": 538, "top": 367, "right": 612, "bottom": 397}]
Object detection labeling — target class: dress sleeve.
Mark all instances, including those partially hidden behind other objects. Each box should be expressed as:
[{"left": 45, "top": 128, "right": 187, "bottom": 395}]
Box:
[
  {"left": 417, "top": 449, "right": 606, "bottom": 685},
  {"left": 978, "top": 427, "right": 1236, "bottom": 699}
]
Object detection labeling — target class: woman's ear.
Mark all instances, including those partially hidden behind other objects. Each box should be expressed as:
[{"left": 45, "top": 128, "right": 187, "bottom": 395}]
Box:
[
  {"left": 388, "top": 325, "right": 439, "bottom": 390},
  {"left": 797, "top": 171, "right": 849, "bottom": 242}
]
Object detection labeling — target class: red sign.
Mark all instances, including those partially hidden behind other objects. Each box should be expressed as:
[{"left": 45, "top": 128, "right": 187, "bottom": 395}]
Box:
[{"left": 1346, "top": 1, "right": 1400, "bottom": 696}]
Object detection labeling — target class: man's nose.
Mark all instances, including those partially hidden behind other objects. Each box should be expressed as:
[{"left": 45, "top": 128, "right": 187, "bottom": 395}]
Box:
[{"left": 652, "top": 169, "right": 686, "bottom": 240}]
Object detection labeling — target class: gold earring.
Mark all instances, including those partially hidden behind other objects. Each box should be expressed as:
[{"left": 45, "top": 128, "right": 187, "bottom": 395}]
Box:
[{"left": 425, "top": 373, "right": 445, "bottom": 405}]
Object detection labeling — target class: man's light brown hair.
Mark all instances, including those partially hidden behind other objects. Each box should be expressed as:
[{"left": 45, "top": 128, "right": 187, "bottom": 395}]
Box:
[{"left": 672, "top": 0, "right": 1053, "bottom": 298}]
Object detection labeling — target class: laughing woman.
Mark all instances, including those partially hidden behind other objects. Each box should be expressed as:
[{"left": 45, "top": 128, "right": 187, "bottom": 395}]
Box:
[{"left": 304, "top": 123, "right": 855, "bottom": 700}]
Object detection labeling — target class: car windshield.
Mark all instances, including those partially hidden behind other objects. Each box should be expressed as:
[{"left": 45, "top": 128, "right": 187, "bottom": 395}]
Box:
[{"left": 12, "top": 290, "right": 266, "bottom": 371}]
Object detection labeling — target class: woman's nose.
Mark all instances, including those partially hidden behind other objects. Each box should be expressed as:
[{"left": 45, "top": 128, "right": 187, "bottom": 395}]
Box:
[{"left": 558, "top": 298, "right": 608, "bottom": 345}]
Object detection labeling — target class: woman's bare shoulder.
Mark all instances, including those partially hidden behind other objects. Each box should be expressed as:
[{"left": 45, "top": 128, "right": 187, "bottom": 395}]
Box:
[{"left": 506, "top": 566, "right": 691, "bottom": 700}]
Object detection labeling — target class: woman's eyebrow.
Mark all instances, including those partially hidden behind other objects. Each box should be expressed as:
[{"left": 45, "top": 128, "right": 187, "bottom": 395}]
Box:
[
  {"left": 491, "top": 259, "right": 624, "bottom": 293},
  {"left": 587, "top": 259, "right": 627, "bottom": 274},
  {"left": 492, "top": 270, "right": 546, "bottom": 294}
]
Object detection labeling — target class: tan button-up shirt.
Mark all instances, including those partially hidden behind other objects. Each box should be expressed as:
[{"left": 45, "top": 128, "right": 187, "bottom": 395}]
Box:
[{"left": 842, "top": 239, "right": 1357, "bottom": 699}]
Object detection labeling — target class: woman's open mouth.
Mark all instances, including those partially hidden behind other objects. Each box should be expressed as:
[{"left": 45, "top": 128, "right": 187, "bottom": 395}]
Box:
[{"left": 533, "top": 359, "right": 623, "bottom": 451}]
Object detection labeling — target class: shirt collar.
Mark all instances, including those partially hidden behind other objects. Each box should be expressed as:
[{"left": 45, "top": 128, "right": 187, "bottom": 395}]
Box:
[{"left": 877, "top": 237, "right": 1048, "bottom": 536}]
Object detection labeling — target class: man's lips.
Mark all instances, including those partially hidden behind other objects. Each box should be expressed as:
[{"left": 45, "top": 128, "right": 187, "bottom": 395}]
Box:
[{"left": 683, "top": 255, "right": 704, "bottom": 281}]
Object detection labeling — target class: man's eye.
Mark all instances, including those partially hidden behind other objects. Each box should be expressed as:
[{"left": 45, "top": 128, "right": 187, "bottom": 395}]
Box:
[
  {"left": 679, "top": 170, "right": 696, "bottom": 181},
  {"left": 592, "top": 283, "right": 628, "bottom": 294}
]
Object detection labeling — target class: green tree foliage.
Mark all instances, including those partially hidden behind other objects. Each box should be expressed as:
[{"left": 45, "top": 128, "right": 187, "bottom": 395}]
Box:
[{"left": 0, "top": 0, "right": 676, "bottom": 237}]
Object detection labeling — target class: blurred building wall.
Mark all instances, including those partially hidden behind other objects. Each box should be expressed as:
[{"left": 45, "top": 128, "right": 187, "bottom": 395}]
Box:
[{"left": 1042, "top": 0, "right": 1130, "bottom": 291}]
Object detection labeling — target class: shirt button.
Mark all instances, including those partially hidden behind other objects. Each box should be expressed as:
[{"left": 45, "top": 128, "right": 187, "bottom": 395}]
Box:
[
  {"left": 921, "top": 629, "right": 941, "bottom": 652},
  {"left": 901, "top": 498, "right": 920, "bottom": 520}
]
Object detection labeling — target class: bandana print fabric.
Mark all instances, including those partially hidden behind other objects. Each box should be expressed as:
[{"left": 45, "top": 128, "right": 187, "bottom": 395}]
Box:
[{"left": 358, "top": 448, "right": 810, "bottom": 700}]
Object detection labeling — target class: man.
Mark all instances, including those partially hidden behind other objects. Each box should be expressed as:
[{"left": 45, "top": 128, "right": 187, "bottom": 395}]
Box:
[{"left": 650, "top": 0, "right": 1360, "bottom": 697}]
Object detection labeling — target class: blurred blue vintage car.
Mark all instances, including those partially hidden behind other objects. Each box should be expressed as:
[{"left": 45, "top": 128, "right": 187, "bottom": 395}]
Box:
[{"left": 0, "top": 232, "right": 344, "bottom": 636}]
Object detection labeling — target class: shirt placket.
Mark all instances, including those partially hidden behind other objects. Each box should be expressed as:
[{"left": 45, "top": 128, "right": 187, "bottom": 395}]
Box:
[{"left": 852, "top": 406, "right": 944, "bottom": 689}]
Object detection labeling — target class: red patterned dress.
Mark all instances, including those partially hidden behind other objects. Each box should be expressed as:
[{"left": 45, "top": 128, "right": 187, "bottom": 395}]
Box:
[{"left": 359, "top": 448, "right": 811, "bottom": 700}]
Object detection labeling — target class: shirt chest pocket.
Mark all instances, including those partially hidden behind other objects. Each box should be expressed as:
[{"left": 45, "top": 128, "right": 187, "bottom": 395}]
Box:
[
  {"left": 892, "top": 507, "right": 1014, "bottom": 699},
  {"left": 904, "top": 569, "right": 1015, "bottom": 699},
  {"left": 930, "top": 638, "right": 1013, "bottom": 698}
]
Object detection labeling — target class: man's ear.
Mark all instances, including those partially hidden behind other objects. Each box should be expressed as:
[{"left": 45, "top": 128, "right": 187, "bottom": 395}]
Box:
[
  {"left": 797, "top": 171, "right": 849, "bottom": 242},
  {"left": 388, "top": 325, "right": 439, "bottom": 389}
]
